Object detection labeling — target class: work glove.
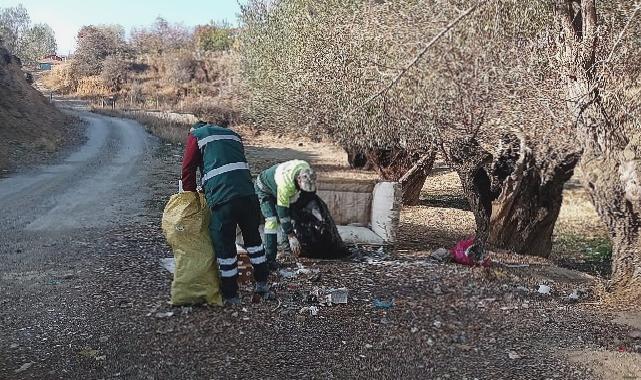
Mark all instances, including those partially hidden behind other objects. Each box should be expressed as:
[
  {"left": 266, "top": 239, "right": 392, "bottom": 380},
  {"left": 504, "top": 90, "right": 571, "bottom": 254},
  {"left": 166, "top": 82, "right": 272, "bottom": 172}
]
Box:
[{"left": 288, "top": 234, "right": 302, "bottom": 257}]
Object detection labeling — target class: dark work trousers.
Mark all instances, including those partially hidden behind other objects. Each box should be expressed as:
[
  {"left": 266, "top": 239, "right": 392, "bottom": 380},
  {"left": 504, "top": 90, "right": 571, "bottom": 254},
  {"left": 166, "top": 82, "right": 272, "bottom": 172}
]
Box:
[{"left": 209, "top": 194, "right": 268, "bottom": 299}]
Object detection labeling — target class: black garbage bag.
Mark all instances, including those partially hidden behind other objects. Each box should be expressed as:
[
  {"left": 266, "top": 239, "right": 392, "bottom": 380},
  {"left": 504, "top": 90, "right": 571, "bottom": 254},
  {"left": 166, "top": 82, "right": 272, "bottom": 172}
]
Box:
[{"left": 290, "top": 192, "right": 349, "bottom": 259}]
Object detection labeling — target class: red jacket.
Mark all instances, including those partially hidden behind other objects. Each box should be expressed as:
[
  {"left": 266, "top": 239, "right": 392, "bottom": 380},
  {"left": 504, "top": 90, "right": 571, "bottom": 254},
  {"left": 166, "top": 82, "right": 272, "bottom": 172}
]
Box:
[{"left": 181, "top": 134, "right": 202, "bottom": 192}]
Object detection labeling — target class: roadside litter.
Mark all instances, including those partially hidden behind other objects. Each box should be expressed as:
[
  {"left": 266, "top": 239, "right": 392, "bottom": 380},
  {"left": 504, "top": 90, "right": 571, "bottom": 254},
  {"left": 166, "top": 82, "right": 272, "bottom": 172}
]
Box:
[
  {"left": 372, "top": 298, "right": 395, "bottom": 309},
  {"left": 451, "top": 237, "right": 491, "bottom": 267},
  {"left": 300, "top": 306, "right": 319, "bottom": 316},
  {"left": 309, "top": 287, "right": 349, "bottom": 305},
  {"left": 278, "top": 263, "right": 320, "bottom": 279},
  {"left": 537, "top": 284, "right": 551, "bottom": 295}
]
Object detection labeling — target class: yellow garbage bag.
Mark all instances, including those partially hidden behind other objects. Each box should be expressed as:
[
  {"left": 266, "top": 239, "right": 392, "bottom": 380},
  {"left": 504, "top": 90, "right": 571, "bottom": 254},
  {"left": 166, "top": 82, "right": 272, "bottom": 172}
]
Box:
[{"left": 161, "top": 192, "right": 223, "bottom": 306}]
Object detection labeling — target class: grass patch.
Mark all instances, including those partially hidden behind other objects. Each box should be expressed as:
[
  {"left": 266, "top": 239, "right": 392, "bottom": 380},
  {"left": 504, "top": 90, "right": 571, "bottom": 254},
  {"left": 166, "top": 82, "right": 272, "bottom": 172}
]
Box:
[{"left": 553, "top": 234, "right": 612, "bottom": 277}]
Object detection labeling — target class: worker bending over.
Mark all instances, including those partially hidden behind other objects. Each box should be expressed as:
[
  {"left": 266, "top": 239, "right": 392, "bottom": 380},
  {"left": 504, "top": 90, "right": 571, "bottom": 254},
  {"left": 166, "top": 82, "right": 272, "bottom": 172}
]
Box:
[{"left": 255, "top": 159, "right": 317, "bottom": 269}]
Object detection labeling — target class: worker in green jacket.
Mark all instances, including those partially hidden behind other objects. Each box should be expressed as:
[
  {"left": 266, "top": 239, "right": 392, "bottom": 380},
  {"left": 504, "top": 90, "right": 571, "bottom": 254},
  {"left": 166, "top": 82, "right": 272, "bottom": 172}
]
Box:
[
  {"left": 182, "top": 119, "right": 269, "bottom": 305},
  {"left": 255, "top": 159, "right": 317, "bottom": 269}
]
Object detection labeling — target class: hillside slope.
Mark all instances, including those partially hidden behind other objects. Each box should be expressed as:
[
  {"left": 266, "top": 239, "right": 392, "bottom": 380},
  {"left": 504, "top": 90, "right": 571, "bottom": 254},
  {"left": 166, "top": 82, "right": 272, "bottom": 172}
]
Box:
[{"left": 0, "top": 47, "right": 75, "bottom": 173}]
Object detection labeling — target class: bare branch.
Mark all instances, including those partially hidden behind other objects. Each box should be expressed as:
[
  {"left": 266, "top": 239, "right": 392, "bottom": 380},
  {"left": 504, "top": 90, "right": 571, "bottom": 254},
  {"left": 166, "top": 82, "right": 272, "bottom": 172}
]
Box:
[
  {"left": 349, "top": 1, "right": 489, "bottom": 115},
  {"left": 606, "top": 2, "right": 641, "bottom": 63}
]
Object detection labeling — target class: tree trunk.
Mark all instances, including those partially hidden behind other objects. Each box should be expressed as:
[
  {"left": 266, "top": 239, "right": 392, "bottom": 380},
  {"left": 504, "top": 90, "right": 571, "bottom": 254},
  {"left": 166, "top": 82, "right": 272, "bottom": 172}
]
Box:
[
  {"left": 398, "top": 150, "right": 437, "bottom": 206},
  {"left": 488, "top": 134, "right": 580, "bottom": 257},
  {"left": 344, "top": 147, "right": 373, "bottom": 170},
  {"left": 449, "top": 133, "right": 579, "bottom": 258},
  {"left": 448, "top": 138, "right": 494, "bottom": 252},
  {"left": 364, "top": 147, "right": 415, "bottom": 180},
  {"left": 365, "top": 147, "right": 435, "bottom": 205},
  {"left": 580, "top": 143, "right": 641, "bottom": 299},
  {"left": 556, "top": 0, "right": 641, "bottom": 300}
]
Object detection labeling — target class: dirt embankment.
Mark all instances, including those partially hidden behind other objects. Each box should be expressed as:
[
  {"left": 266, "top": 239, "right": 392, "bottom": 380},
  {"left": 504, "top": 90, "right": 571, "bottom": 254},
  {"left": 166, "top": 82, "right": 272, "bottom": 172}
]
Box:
[{"left": 0, "top": 47, "right": 78, "bottom": 174}]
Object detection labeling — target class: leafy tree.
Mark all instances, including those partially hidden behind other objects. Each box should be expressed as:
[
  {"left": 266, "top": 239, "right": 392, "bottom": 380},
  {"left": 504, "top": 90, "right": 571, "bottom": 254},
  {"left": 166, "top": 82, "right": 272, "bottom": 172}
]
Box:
[
  {"left": 130, "top": 17, "right": 191, "bottom": 55},
  {"left": 0, "top": 4, "right": 30, "bottom": 56},
  {"left": 194, "top": 22, "right": 233, "bottom": 52},
  {"left": 100, "top": 55, "right": 129, "bottom": 92},
  {"left": 73, "top": 25, "right": 126, "bottom": 76},
  {"left": 22, "top": 23, "right": 56, "bottom": 62}
]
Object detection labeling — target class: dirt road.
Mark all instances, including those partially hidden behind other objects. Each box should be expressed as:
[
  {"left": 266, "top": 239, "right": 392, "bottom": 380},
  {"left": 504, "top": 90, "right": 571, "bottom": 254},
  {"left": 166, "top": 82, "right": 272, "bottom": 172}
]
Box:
[
  {"left": 0, "top": 109, "right": 165, "bottom": 378},
  {"left": 0, "top": 112, "right": 152, "bottom": 233},
  {"left": 1, "top": 108, "right": 637, "bottom": 379}
]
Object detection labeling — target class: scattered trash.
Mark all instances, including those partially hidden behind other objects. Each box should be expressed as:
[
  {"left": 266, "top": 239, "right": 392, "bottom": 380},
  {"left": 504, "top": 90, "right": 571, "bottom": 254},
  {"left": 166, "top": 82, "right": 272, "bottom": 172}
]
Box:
[
  {"left": 279, "top": 269, "right": 298, "bottom": 279},
  {"left": 430, "top": 248, "right": 450, "bottom": 262},
  {"left": 537, "top": 285, "right": 551, "bottom": 295},
  {"left": 278, "top": 263, "right": 320, "bottom": 279},
  {"left": 327, "top": 288, "right": 348, "bottom": 304},
  {"left": 516, "top": 286, "right": 529, "bottom": 293},
  {"left": 450, "top": 237, "right": 490, "bottom": 267},
  {"left": 155, "top": 311, "right": 174, "bottom": 319},
  {"left": 411, "top": 327, "right": 419, "bottom": 333},
  {"left": 365, "top": 343, "right": 373, "bottom": 349},
  {"left": 299, "top": 306, "right": 319, "bottom": 316},
  {"left": 95, "top": 355, "right": 106, "bottom": 361},
  {"left": 311, "top": 287, "right": 348, "bottom": 305},
  {"left": 567, "top": 290, "right": 580, "bottom": 302},
  {"left": 159, "top": 258, "right": 175, "bottom": 274},
  {"left": 372, "top": 298, "right": 395, "bottom": 309},
  {"left": 433, "top": 321, "right": 442, "bottom": 328},
  {"left": 15, "top": 362, "right": 34, "bottom": 374},
  {"left": 508, "top": 351, "right": 522, "bottom": 360},
  {"left": 10, "top": 343, "right": 18, "bottom": 349}
]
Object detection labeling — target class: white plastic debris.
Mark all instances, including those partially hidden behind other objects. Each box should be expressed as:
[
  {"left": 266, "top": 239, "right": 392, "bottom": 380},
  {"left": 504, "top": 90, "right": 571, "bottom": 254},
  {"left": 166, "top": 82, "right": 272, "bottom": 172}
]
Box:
[
  {"left": 155, "top": 312, "right": 174, "bottom": 318},
  {"left": 327, "top": 288, "right": 348, "bottom": 304},
  {"left": 309, "top": 306, "right": 319, "bottom": 316},
  {"left": 311, "top": 287, "right": 349, "bottom": 305},
  {"left": 159, "top": 258, "right": 176, "bottom": 274},
  {"left": 568, "top": 290, "right": 580, "bottom": 301},
  {"left": 508, "top": 351, "right": 521, "bottom": 360},
  {"left": 278, "top": 264, "right": 318, "bottom": 279},
  {"left": 537, "top": 284, "right": 551, "bottom": 295},
  {"left": 430, "top": 248, "right": 450, "bottom": 261}
]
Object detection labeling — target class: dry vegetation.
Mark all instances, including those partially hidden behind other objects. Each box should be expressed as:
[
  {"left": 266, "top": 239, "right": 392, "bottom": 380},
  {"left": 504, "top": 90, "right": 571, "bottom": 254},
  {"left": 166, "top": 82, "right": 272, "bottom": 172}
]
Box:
[
  {"left": 0, "top": 46, "right": 77, "bottom": 173},
  {"left": 42, "top": 18, "right": 241, "bottom": 122}
]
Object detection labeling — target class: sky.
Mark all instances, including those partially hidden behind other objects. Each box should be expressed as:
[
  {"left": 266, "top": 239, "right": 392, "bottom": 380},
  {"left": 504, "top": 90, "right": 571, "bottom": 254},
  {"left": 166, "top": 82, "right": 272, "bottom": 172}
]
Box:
[{"left": 1, "top": 0, "right": 245, "bottom": 55}]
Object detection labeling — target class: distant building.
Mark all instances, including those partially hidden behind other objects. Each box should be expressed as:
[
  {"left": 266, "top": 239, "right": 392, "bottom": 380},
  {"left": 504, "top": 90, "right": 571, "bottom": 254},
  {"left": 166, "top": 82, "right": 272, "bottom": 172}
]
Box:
[{"left": 37, "top": 54, "right": 65, "bottom": 70}]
